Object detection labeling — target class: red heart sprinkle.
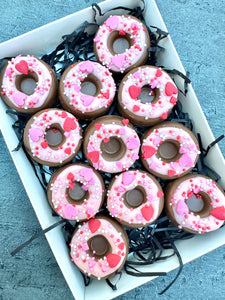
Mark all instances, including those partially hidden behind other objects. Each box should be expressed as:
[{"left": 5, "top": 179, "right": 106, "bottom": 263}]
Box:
[
  {"left": 88, "top": 219, "right": 101, "bottom": 233},
  {"left": 118, "top": 242, "right": 125, "bottom": 250},
  {"left": 87, "top": 151, "right": 100, "bottom": 163},
  {"left": 61, "top": 111, "right": 68, "bottom": 118},
  {"left": 141, "top": 205, "right": 154, "bottom": 221},
  {"left": 170, "top": 96, "right": 178, "bottom": 105},
  {"left": 101, "top": 90, "right": 110, "bottom": 99},
  {"left": 165, "top": 82, "right": 178, "bottom": 96},
  {"left": 103, "top": 138, "right": 110, "bottom": 143},
  {"left": 119, "top": 29, "right": 126, "bottom": 36},
  {"left": 122, "top": 119, "right": 129, "bottom": 126},
  {"left": 128, "top": 85, "right": 141, "bottom": 99},
  {"left": 64, "top": 147, "right": 72, "bottom": 155},
  {"left": 15, "top": 60, "right": 28, "bottom": 74},
  {"left": 94, "top": 123, "right": 102, "bottom": 131},
  {"left": 69, "top": 182, "right": 74, "bottom": 190},
  {"left": 168, "top": 169, "right": 176, "bottom": 177},
  {"left": 142, "top": 145, "right": 157, "bottom": 159},
  {"left": 160, "top": 112, "right": 168, "bottom": 120},
  {"left": 133, "top": 105, "right": 140, "bottom": 112},
  {"left": 67, "top": 172, "right": 74, "bottom": 181},
  {"left": 63, "top": 117, "right": 77, "bottom": 132},
  {"left": 157, "top": 190, "right": 164, "bottom": 198},
  {"left": 40, "top": 141, "right": 48, "bottom": 149},
  {"left": 155, "top": 69, "right": 163, "bottom": 77},
  {"left": 210, "top": 206, "right": 225, "bottom": 220},
  {"left": 106, "top": 253, "right": 121, "bottom": 268}
]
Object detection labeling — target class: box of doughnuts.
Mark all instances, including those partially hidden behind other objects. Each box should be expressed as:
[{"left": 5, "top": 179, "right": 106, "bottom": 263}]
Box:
[{"left": 0, "top": 0, "right": 225, "bottom": 299}]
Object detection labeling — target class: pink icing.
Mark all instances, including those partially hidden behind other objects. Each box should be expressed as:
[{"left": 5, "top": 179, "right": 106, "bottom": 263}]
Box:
[
  {"left": 94, "top": 15, "right": 149, "bottom": 73},
  {"left": 70, "top": 218, "right": 127, "bottom": 279},
  {"left": 120, "top": 67, "right": 178, "bottom": 121},
  {"left": 169, "top": 176, "right": 225, "bottom": 234},
  {"left": 61, "top": 60, "right": 115, "bottom": 115},
  {"left": 49, "top": 164, "right": 104, "bottom": 221},
  {"left": 107, "top": 170, "right": 164, "bottom": 226},
  {"left": 1, "top": 55, "right": 53, "bottom": 110}
]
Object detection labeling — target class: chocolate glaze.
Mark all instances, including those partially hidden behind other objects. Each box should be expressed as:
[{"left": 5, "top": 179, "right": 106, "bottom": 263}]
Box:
[{"left": 100, "top": 136, "right": 126, "bottom": 161}]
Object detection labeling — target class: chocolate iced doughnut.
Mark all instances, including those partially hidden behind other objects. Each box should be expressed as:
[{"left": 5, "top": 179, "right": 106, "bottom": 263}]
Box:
[
  {"left": 0, "top": 55, "right": 57, "bottom": 113},
  {"left": 70, "top": 215, "right": 129, "bottom": 279},
  {"left": 141, "top": 122, "right": 200, "bottom": 179},
  {"left": 83, "top": 116, "right": 140, "bottom": 173},
  {"left": 59, "top": 61, "right": 116, "bottom": 119},
  {"left": 94, "top": 15, "right": 150, "bottom": 73},
  {"left": 165, "top": 174, "right": 225, "bottom": 234},
  {"left": 107, "top": 169, "right": 164, "bottom": 227},
  {"left": 23, "top": 108, "right": 82, "bottom": 166},
  {"left": 118, "top": 66, "right": 178, "bottom": 126},
  {"left": 47, "top": 163, "right": 105, "bottom": 221}
]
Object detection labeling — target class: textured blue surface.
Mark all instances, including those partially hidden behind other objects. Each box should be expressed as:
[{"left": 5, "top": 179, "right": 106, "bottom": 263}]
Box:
[{"left": 0, "top": 0, "right": 225, "bottom": 299}]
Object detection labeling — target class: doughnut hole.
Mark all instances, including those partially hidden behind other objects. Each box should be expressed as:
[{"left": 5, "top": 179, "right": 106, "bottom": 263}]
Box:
[
  {"left": 138, "top": 85, "right": 160, "bottom": 104},
  {"left": 157, "top": 139, "right": 181, "bottom": 163},
  {"left": 66, "top": 182, "right": 89, "bottom": 205},
  {"left": 123, "top": 186, "right": 147, "bottom": 208},
  {"left": 80, "top": 74, "right": 102, "bottom": 97},
  {"left": 185, "top": 192, "right": 212, "bottom": 218},
  {"left": 100, "top": 136, "right": 126, "bottom": 161},
  {"left": 15, "top": 72, "right": 38, "bottom": 95},
  {"left": 108, "top": 31, "right": 134, "bottom": 55},
  {"left": 87, "top": 235, "right": 112, "bottom": 258},
  {"left": 45, "top": 124, "right": 66, "bottom": 150}
]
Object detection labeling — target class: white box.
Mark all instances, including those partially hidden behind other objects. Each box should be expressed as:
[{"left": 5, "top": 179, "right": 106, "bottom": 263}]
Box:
[{"left": 1, "top": 0, "right": 225, "bottom": 299}]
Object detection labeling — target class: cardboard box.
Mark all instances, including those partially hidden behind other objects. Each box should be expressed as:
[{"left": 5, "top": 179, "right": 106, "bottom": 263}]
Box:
[{"left": 0, "top": 0, "right": 225, "bottom": 299}]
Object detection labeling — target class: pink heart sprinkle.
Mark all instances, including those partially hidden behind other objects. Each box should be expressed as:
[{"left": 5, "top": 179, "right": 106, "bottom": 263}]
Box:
[
  {"left": 119, "top": 127, "right": 126, "bottom": 135},
  {"left": 188, "top": 144, "right": 196, "bottom": 151},
  {"left": 87, "top": 144, "right": 95, "bottom": 152},
  {"left": 32, "top": 97, "right": 39, "bottom": 104},
  {"left": 122, "top": 172, "right": 135, "bottom": 185},
  {"left": 93, "top": 36, "right": 100, "bottom": 43},
  {"left": 74, "top": 84, "right": 81, "bottom": 92},
  {"left": 133, "top": 71, "right": 140, "bottom": 79},
  {"left": 105, "top": 16, "right": 119, "bottom": 30},
  {"left": 111, "top": 54, "right": 125, "bottom": 69},
  {"left": 179, "top": 147, "right": 187, "bottom": 154},
  {"left": 127, "top": 137, "right": 140, "bottom": 150},
  {"left": 79, "top": 61, "right": 94, "bottom": 73},
  {"left": 12, "top": 92, "right": 27, "bottom": 106},
  {"left": 6, "top": 68, "right": 13, "bottom": 76},
  {"left": 80, "top": 168, "right": 94, "bottom": 181},
  {"left": 87, "top": 207, "right": 94, "bottom": 215},
  {"left": 193, "top": 187, "right": 200, "bottom": 194},
  {"left": 116, "top": 161, "right": 122, "bottom": 169},
  {"left": 88, "top": 178, "right": 95, "bottom": 185},
  {"left": 64, "top": 131, "right": 71, "bottom": 138},
  {"left": 170, "top": 162, "right": 179, "bottom": 170},
  {"left": 179, "top": 154, "right": 193, "bottom": 167},
  {"left": 82, "top": 243, "right": 89, "bottom": 251},
  {"left": 137, "top": 213, "right": 144, "bottom": 221},
  {"left": 176, "top": 200, "right": 189, "bottom": 215},
  {"left": 132, "top": 153, "right": 139, "bottom": 161},
  {"left": 147, "top": 195, "right": 153, "bottom": 201},
  {"left": 81, "top": 94, "right": 94, "bottom": 106},
  {"left": 153, "top": 137, "right": 161, "bottom": 146},
  {"left": 118, "top": 186, "right": 126, "bottom": 193},
  {"left": 29, "top": 128, "right": 43, "bottom": 142},
  {"left": 102, "top": 264, "right": 109, "bottom": 272},
  {"left": 111, "top": 208, "right": 118, "bottom": 216},
  {"left": 89, "top": 259, "right": 96, "bottom": 267},
  {"left": 150, "top": 162, "right": 157, "bottom": 170},
  {"left": 64, "top": 204, "right": 78, "bottom": 219}
]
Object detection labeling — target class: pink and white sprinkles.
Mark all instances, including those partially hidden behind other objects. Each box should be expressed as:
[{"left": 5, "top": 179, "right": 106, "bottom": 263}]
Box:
[
  {"left": 70, "top": 217, "right": 127, "bottom": 279},
  {"left": 169, "top": 176, "right": 225, "bottom": 233},
  {"left": 107, "top": 170, "right": 164, "bottom": 226},
  {"left": 85, "top": 119, "right": 140, "bottom": 173},
  {"left": 94, "top": 15, "right": 149, "bottom": 73},
  {"left": 1, "top": 55, "right": 53, "bottom": 109},
  {"left": 27, "top": 109, "right": 82, "bottom": 164},
  {"left": 49, "top": 164, "right": 104, "bottom": 221},
  {"left": 61, "top": 61, "right": 116, "bottom": 115},
  {"left": 141, "top": 123, "right": 200, "bottom": 178},
  {"left": 120, "top": 66, "right": 178, "bottom": 122}
]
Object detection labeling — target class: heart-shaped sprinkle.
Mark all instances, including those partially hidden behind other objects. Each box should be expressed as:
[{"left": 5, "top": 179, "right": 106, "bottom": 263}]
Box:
[
  {"left": 64, "top": 204, "right": 78, "bottom": 219},
  {"left": 128, "top": 85, "right": 141, "bottom": 99},
  {"left": 118, "top": 242, "right": 125, "bottom": 250},
  {"left": 160, "top": 112, "right": 168, "bottom": 120},
  {"left": 41, "top": 141, "right": 48, "bottom": 149},
  {"left": 64, "top": 147, "right": 72, "bottom": 155},
  {"left": 105, "top": 16, "right": 119, "bottom": 30},
  {"left": 13, "top": 92, "right": 27, "bottom": 106},
  {"left": 79, "top": 61, "right": 94, "bottom": 73},
  {"left": 63, "top": 117, "right": 77, "bottom": 132},
  {"left": 101, "top": 90, "right": 110, "bottom": 99},
  {"left": 15, "top": 60, "right": 28, "bottom": 74},
  {"left": 106, "top": 253, "right": 121, "bottom": 268},
  {"left": 157, "top": 190, "right": 164, "bottom": 198},
  {"left": 150, "top": 162, "right": 157, "bottom": 170},
  {"left": 176, "top": 200, "right": 189, "bottom": 215},
  {"left": 93, "top": 36, "right": 100, "bottom": 43},
  {"left": 67, "top": 173, "right": 74, "bottom": 181},
  {"left": 116, "top": 161, "right": 122, "bottom": 169},
  {"left": 81, "top": 94, "right": 94, "bottom": 107},
  {"left": 153, "top": 137, "right": 161, "bottom": 146},
  {"left": 170, "top": 96, "right": 178, "bottom": 105},
  {"left": 147, "top": 194, "right": 153, "bottom": 201},
  {"left": 142, "top": 145, "right": 157, "bottom": 159},
  {"left": 111, "top": 208, "right": 118, "bottom": 216},
  {"left": 111, "top": 54, "right": 125, "bottom": 69},
  {"left": 95, "top": 123, "right": 102, "bottom": 131},
  {"left": 170, "top": 162, "right": 179, "bottom": 170},
  {"left": 87, "top": 151, "right": 100, "bottom": 163},
  {"left": 89, "top": 258, "right": 96, "bottom": 268},
  {"left": 119, "top": 29, "right": 126, "bottom": 36},
  {"left": 74, "top": 85, "right": 81, "bottom": 92},
  {"left": 69, "top": 182, "right": 74, "bottom": 190},
  {"left": 141, "top": 205, "right": 154, "bottom": 221},
  {"left": 133, "top": 105, "right": 140, "bottom": 112},
  {"left": 155, "top": 69, "right": 163, "bottom": 77},
  {"left": 127, "top": 137, "right": 140, "bottom": 150},
  {"left": 122, "top": 119, "right": 129, "bottom": 126},
  {"left": 132, "top": 153, "right": 139, "bottom": 161},
  {"left": 210, "top": 206, "right": 225, "bottom": 220},
  {"left": 179, "top": 154, "right": 193, "bottom": 167},
  {"left": 179, "top": 147, "right": 187, "bottom": 154},
  {"left": 103, "top": 137, "right": 110, "bottom": 143},
  {"left": 61, "top": 111, "right": 68, "bottom": 118},
  {"left": 29, "top": 128, "right": 43, "bottom": 142},
  {"left": 122, "top": 172, "right": 135, "bottom": 185},
  {"left": 133, "top": 71, "right": 140, "bottom": 79},
  {"left": 80, "top": 168, "right": 94, "bottom": 181},
  {"left": 118, "top": 185, "right": 126, "bottom": 193},
  {"left": 165, "top": 82, "right": 178, "bottom": 96},
  {"left": 82, "top": 243, "right": 89, "bottom": 251},
  {"left": 119, "top": 127, "right": 126, "bottom": 135},
  {"left": 88, "top": 219, "right": 101, "bottom": 233},
  {"left": 168, "top": 169, "right": 176, "bottom": 177}
]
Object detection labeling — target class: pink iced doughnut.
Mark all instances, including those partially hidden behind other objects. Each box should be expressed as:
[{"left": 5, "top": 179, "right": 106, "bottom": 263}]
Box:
[
  {"left": 0, "top": 55, "right": 57, "bottom": 113},
  {"left": 107, "top": 170, "right": 164, "bottom": 227},
  {"left": 118, "top": 66, "right": 178, "bottom": 126},
  {"left": 94, "top": 15, "right": 150, "bottom": 73},
  {"left": 141, "top": 122, "right": 200, "bottom": 180},
  {"left": 83, "top": 116, "right": 141, "bottom": 173},
  {"left": 70, "top": 216, "right": 129, "bottom": 279},
  {"left": 59, "top": 60, "right": 116, "bottom": 119},
  {"left": 165, "top": 174, "right": 225, "bottom": 234},
  {"left": 23, "top": 109, "right": 82, "bottom": 166},
  {"left": 47, "top": 164, "right": 105, "bottom": 221}
]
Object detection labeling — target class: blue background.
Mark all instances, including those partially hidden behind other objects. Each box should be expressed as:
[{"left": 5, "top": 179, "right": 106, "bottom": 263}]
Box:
[{"left": 0, "top": 0, "right": 225, "bottom": 299}]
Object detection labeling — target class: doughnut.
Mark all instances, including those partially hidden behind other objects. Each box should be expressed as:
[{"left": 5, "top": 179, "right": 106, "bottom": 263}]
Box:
[
  {"left": 83, "top": 116, "right": 140, "bottom": 173},
  {"left": 165, "top": 174, "right": 225, "bottom": 234},
  {"left": 70, "top": 215, "right": 129, "bottom": 279},
  {"left": 47, "top": 163, "right": 105, "bottom": 221},
  {"left": 93, "top": 15, "right": 150, "bottom": 73},
  {"left": 118, "top": 66, "right": 178, "bottom": 126},
  {"left": 107, "top": 169, "right": 164, "bottom": 227},
  {"left": 0, "top": 55, "right": 57, "bottom": 113},
  {"left": 23, "top": 108, "right": 82, "bottom": 166},
  {"left": 59, "top": 60, "right": 116, "bottom": 119},
  {"left": 141, "top": 122, "right": 200, "bottom": 179}
]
